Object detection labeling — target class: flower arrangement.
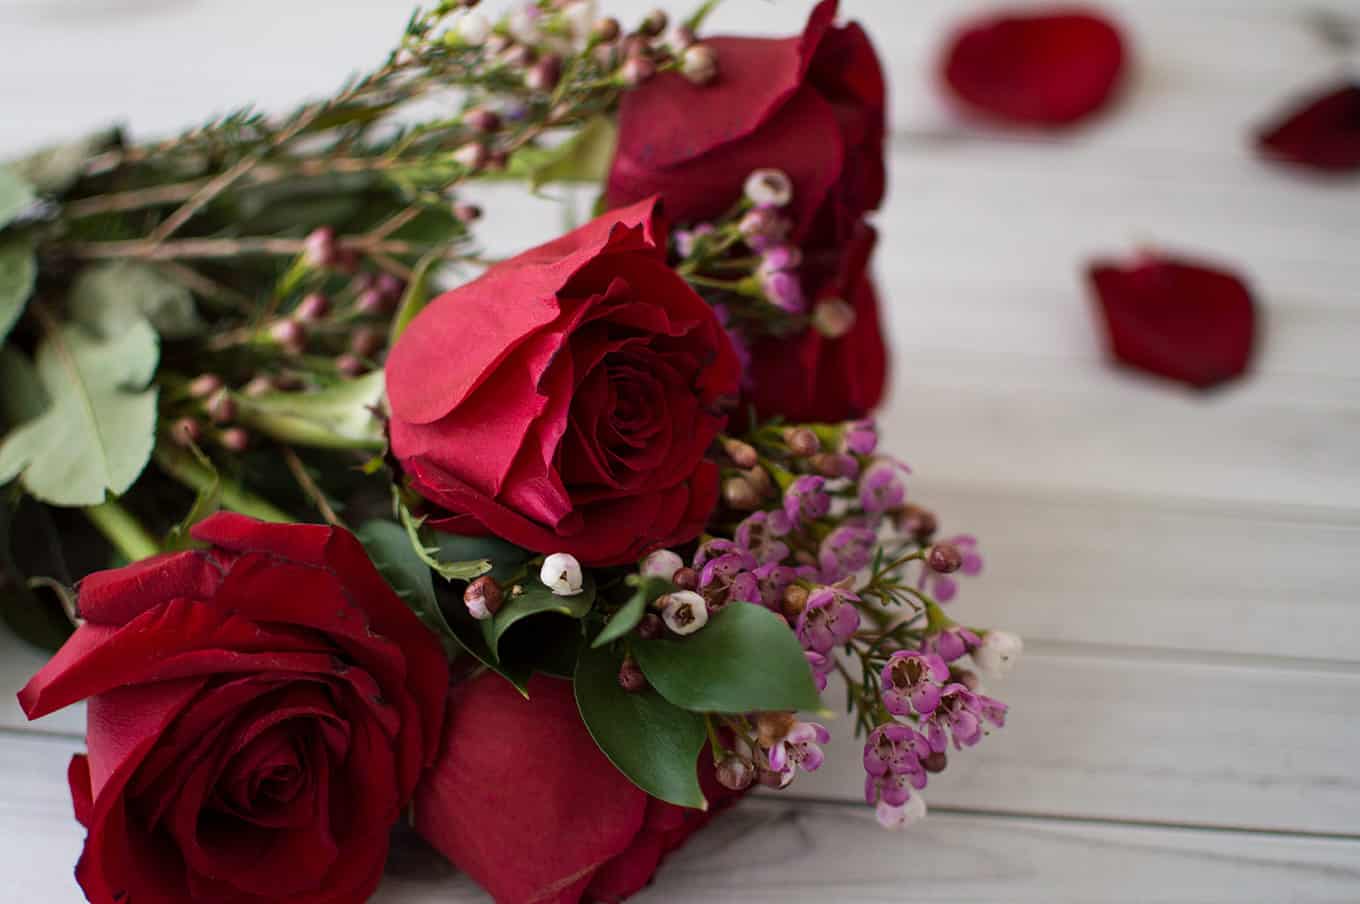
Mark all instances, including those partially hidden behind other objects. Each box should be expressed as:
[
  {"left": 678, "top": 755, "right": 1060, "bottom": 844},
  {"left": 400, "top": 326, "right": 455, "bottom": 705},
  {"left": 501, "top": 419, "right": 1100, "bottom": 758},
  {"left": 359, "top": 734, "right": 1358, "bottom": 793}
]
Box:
[{"left": 0, "top": 2, "right": 1020, "bottom": 902}]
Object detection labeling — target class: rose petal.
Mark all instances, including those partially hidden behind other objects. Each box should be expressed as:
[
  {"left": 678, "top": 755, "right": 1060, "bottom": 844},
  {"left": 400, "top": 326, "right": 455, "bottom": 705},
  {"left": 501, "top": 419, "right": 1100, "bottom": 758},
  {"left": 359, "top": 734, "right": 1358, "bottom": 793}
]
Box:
[
  {"left": 941, "top": 9, "right": 1127, "bottom": 127},
  {"left": 1089, "top": 252, "right": 1257, "bottom": 389},
  {"left": 1256, "top": 81, "right": 1360, "bottom": 174}
]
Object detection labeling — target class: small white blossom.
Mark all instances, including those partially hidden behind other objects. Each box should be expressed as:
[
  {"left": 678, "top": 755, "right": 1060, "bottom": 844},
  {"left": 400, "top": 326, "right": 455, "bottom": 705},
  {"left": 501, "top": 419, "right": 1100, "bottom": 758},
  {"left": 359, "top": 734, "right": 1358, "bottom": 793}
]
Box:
[
  {"left": 561, "top": 1, "right": 597, "bottom": 47},
  {"left": 455, "top": 11, "right": 492, "bottom": 46},
  {"left": 508, "top": 4, "right": 543, "bottom": 44},
  {"left": 661, "top": 590, "right": 708, "bottom": 635},
  {"left": 541, "top": 553, "right": 584, "bottom": 596},
  {"left": 640, "top": 549, "right": 685, "bottom": 582},
  {"left": 877, "top": 794, "right": 927, "bottom": 830},
  {"left": 744, "top": 168, "right": 794, "bottom": 208},
  {"left": 973, "top": 630, "right": 1023, "bottom": 677}
]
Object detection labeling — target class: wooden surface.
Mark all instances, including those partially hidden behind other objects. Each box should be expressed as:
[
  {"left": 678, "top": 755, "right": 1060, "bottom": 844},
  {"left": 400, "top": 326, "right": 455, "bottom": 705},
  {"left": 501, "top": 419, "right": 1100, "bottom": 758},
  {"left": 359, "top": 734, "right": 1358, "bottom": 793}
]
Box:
[{"left": 3, "top": 0, "right": 1360, "bottom": 900}]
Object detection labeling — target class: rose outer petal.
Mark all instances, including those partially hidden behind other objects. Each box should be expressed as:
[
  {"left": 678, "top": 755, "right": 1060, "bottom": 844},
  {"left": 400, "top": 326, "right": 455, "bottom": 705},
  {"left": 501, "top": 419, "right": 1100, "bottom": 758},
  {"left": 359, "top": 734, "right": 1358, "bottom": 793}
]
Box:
[{"left": 1256, "top": 81, "right": 1360, "bottom": 174}]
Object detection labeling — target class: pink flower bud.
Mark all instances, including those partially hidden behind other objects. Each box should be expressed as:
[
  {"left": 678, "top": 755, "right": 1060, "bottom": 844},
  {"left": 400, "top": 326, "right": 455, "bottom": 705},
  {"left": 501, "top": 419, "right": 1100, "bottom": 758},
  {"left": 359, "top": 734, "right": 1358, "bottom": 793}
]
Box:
[
  {"left": 171, "top": 417, "right": 202, "bottom": 447},
  {"left": 350, "top": 326, "right": 384, "bottom": 359},
  {"left": 618, "top": 656, "right": 648, "bottom": 693},
  {"left": 671, "top": 566, "right": 699, "bottom": 591},
  {"left": 357, "top": 288, "right": 392, "bottom": 315},
  {"left": 715, "top": 755, "right": 755, "bottom": 790},
  {"left": 812, "top": 297, "right": 856, "bottom": 338},
  {"left": 621, "top": 56, "right": 656, "bottom": 87},
  {"left": 636, "top": 613, "right": 664, "bottom": 639},
  {"left": 722, "top": 476, "right": 760, "bottom": 511},
  {"left": 454, "top": 142, "right": 489, "bottom": 171},
  {"left": 205, "top": 388, "right": 237, "bottom": 425},
  {"left": 526, "top": 54, "right": 563, "bottom": 93},
  {"left": 540, "top": 552, "right": 584, "bottom": 596},
  {"left": 784, "top": 427, "right": 820, "bottom": 457},
  {"left": 295, "top": 293, "right": 331, "bottom": 322},
  {"left": 218, "top": 427, "right": 251, "bottom": 453},
  {"left": 928, "top": 543, "right": 964, "bottom": 574},
  {"left": 639, "top": 9, "right": 668, "bottom": 37},
  {"left": 464, "top": 575, "right": 503, "bottom": 620},
  {"left": 303, "top": 226, "right": 338, "bottom": 268},
  {"left": 464, "top": 108, "right": 501, "bottom": 134},
  {"left": 269, "top": 319, "right": 307, "bottom": 355},
  {"left": 187, "top": 373, "right": 224, "bottom": 399},
  {"left": 640, "top": 549, "right": 685, "bottom": 582},
  {"left": 243, "top": 375, "right": 276, "bottom": 398},
  {"left": 336, "top": 354, "right": 367, "bottom": 377},
  {"left": 593, "top": 17, "right": 621, "bottom": 43},
  {"left": 681, "top": 44, "right": 718, "bottom": 85}
]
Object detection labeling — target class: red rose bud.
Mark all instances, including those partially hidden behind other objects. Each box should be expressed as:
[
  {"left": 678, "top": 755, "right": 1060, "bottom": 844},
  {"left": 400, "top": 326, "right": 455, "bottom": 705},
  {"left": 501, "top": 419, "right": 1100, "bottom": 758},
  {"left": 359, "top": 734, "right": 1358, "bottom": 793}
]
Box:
[
  {"left": 928, "top": 542, "right": 964, "bottom": 574},
  {"left": 464, "top": 575, "right": 503, "bottom": 620},
  {"left": 205, "top": 387, "right": 236, "bottom": 425},
  {"left": 219, "top": 426, "right": 251, "bottom": 453},
  {"left": 618, "top": 655, "right": 648, "bottom": 692},
  {"left": 681, "top": 44, "right": 718, "bottom": 85},
  {"left": 386, "top": 199, "right": 739, "bottom": 566},
  {"left": 715, "top": 754, "right": 756, "bottom": 790},
  {"left": 18, "top": 515, "right": 448, "bottom": 904},
  {"left": 784, "top": 426, "right": 820, "bottom": 457},
  {"left": 941, "top": 9, "right": 1127, "bottom": 127},
  {"left": 187, "top": 372, "right": 224, "bottom": 399},
  {"left": 1088, "top": 252, "right": 1256, "bottom": 389},
  {"left": 812, "top": 297, "right": 856, "bottom": 338},
  {"left": 1255, "top": 81, "right": 1360, "bottom": 174},
  {"left": 295, "top": 292, "right": 331, "bottom": 322}
]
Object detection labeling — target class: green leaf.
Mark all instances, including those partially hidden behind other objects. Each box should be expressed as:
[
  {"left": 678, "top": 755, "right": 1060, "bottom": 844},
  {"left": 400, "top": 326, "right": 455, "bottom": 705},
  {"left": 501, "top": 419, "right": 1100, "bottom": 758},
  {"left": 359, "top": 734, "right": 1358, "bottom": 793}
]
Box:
[
  {"left": 485, "top": 573, "right": 594, "bottom": 660},
  {"left": 67, "top": 261, "right": 202, "bottom": 340},
  {"left": 593, "top": 575, "right": 673, "bottom": 648},
  {"left": 388, "top": 250, "right": 440, "bottom": 346},
  {"left": 0, "top": 319, "right": 159, "bottom": 506},
  {"left": 6, "top": 129, "right": 120, "bottom": 196},
  {"left": 634, "top": 603, "right": 823, "bottom": 714},
  {"left": 396, "top": 502, "right": 495, "bottom": 582},
  {"left": 0, "top": 168, "right": 35, "bottom": 229},
  {"left": 575, "top": 643, "right": 708, "bottom": 808},
  {"left": 431, "top": 532, "right": 531, "bottom": 584},
  {"left": 237, "top": 371, "right": 385, "bottom": 449},
  {"left": 508, "top": 116, "right": 618, "bottom": 191},
  {"left": 0, "top": 237, "right": 36, "bottom": 344},
  {"left": 161, "top": 446, "right": 222, "bottom": 552},
  {"left": 355, "top": 519, "right": 454, "bottom": 644},
  {"left": 0, "top": 497, "right": 73, "bottom": 652},
  {"left": 0, "top": 346, "right": 48, "bottom": 428}
]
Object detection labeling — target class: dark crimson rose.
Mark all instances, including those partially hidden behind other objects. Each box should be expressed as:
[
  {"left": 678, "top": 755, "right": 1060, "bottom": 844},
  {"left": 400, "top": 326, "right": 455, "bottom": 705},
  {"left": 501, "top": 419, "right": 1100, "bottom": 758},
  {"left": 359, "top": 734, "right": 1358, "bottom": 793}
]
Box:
[
  {"left": 1256, "top": 82, "right": 1360, "bottom": 174},
  {"left": 17, "top": 513, "right": 449, "bottom": 904},
  {"left": 941, "top": 8, "right": 1127, "bottom": 127},
  {"left": 744, "top": 221, "right": 887, "bottom": 423},
  {"left": 414, "top": 673, "right": 743, "bottom": 904},
  {"left": 1088, "top": 252, "right": 1257, "bottom": 389},
  {"left": 605, "top": 0, "right": 886, "bottom": 245},
  {"left": 386, "top": 198, "right": 740, "bottom": 567}
]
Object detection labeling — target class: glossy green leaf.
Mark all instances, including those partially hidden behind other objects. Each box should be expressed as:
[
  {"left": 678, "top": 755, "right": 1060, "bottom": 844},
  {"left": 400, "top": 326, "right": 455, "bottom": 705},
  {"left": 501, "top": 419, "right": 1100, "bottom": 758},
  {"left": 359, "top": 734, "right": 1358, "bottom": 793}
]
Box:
[
  {"left": 0, "top": 319, "right": 159, "bottom": 506},
  {"left": 484, "top": 574, "right": 594, "bottom": 660},
  {"left": 161, "top": 446, "right": 222, "bottom": 552},
  {"left": 0, "top": 168, "right": 34, "bottom": 229},
  {"left": 592, "top": 575, "right": 673, "bottom": 648},
  {"left": 445, "top": 603, "right": 532, "bottom": 696},
  {"left": 0, "top": 237, "right": 36, "bottom": 344},
  {"left": 237, "top": 371, "right": 385, "bottom": 449},
  {"left": 634, "top": 603, "right": 823, "bottom": 714},
  {"left": 356, "top": 519, "right": 454, "bottom": 645},
  {"left": 396, "top": 502, "right": 494, "bottom": 582},
  {"left": 430, "top": 531, "right": 531, "bottom": 584},
  {"left": 575, "top": 642, "right": 708, "bottom": 808},
  {"left": 67, "top": 261, "right": 202, "bottom": 340},
  {"left": 388, "top": 250, "right": 440, "bottom": 346},
  {"left": 0, "top": 346, "right": 48, "bottom": 428}
]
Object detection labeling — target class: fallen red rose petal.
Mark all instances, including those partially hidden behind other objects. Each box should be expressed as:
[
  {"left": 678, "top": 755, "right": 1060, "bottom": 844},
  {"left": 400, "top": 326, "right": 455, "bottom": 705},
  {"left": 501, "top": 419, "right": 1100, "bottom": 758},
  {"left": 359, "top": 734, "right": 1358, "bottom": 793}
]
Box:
[
  {"left": 1088, "top": 253, "right": 1257, "bottom": 389},
  {"left": 941, "top": 7, "right": 1127, "bottom": 127},
  {"left": 1255, "top": 81, "right": 1360, "bottom": 174}
]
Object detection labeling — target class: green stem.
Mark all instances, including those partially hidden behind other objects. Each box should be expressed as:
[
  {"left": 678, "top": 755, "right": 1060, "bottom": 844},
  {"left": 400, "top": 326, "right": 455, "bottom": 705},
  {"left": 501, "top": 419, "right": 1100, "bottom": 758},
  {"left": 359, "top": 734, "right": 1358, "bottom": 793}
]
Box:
[
  {"left": 154, "top": 445, "right": 293, "bottom": 523},
  {"left": 704, "top": 715, "right": 727, "bottom": 763},
  {"left": 84, "top": 501, "right": 160, "bottom": 562}
]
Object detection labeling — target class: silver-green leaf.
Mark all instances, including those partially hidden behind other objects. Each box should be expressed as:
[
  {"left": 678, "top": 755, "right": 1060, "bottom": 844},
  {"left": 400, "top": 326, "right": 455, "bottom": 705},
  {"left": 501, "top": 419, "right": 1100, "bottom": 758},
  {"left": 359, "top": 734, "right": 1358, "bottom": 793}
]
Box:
[
  {"left": 0, "top": 237, "right": 36, "bottom": 344},
  {"left": 68, "top": 261, "right": 202, "bottom": 340},
  {"left": 0, "top": 168, "right": 35, "bottom": 229},
  {"left": 0, "top": 319, "right": 159, "bottom": 506},
  {"left": 236, "top": 371, "right": 385, "bottom": 449}
]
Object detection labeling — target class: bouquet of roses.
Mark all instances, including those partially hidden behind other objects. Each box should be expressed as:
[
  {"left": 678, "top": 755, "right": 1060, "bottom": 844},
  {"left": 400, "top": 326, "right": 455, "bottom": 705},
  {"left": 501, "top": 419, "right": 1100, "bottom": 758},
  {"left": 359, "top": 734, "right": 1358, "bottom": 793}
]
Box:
[{"left": 0, "top": 2, "right": 1020, "bottom": 902}]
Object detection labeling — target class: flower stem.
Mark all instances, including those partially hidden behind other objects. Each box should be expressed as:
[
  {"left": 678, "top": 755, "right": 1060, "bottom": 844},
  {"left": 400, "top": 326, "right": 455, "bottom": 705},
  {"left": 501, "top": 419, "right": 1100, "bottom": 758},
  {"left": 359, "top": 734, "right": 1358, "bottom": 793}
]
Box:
[
  {"left": 154, "top": 445, "right": 292, "bottom": 523},
  {"left": 83, "top": 501, "right": 160, "bottom": 562}
]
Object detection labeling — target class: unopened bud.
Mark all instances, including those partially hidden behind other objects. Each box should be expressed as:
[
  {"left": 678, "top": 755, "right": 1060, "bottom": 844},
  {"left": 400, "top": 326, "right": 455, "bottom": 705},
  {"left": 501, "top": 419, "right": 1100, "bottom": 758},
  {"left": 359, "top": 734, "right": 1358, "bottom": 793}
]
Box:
[
  {"left": 526, "top": 54, "right": 563, "bottom": 92},
  {"left": 463, "top": 575, "right": 503, "bottom": 620},
  {"left": 541, "top": 552, "right": 584, "bottom": 596},
  {"left": 243, "top": 375, "right": 275, "bottom": 398},
  {"left": 723, "top": 475, "right": 760, "bottom": 511},
  {"left": 454, "top": 202, "right": 483, "bottom": 223},
  {"left": 781, "top": 584, "right": 809, "bottom": 619},
  {"left": 453, "top": 142, "right": 489, "bottom": 171},
  {"left": 620, "top": 55, "right": 656, "bottom": 87},
  {"left": 269, "top": 319, "right": 306, "bottom": 355},
  {"left": 592, "top": 16, "right": 621, "bottom": 42},
  {"left": 671, "top": 566, "right": 699, "bottom": 591},
  {"left": 715, "top": 755, "right": 755, "bottom": 790},
  {"left": 356, "top": 287, "right": 391, "bottom": 315},
  {"left": 927, "top": 543, "right": 963, "bottom": 574},
  {"left": 895, "top": 504, "right": 938, "bottom": 541},
  {"left": 464, "top": 108, "right": 501, "bottom": 134},
  {"left": 640, "top": 549, "right": 685, "bottom": 582},
  {"left": 219, "top": 427, "right": 250, "bottom": 453},
  {"left": 336, "top": 354, "right": 367, "bottom": 377},
  {"left": 350, "top": 326, "right": 384, "bottom": 359},
  {"left": 452, "top": 10, "right": 491, "bottom": 46},
  {"left": 754, "top": 711, "right": 796, "bottom": 747},
  {"left": 661, "top": 590, "right": 708, "bottom": 635},
  {"left": 171, "top": 417, "right": 202, "bottom": 446},
  {"left": 618, "top": 655, "right": 648, "bottom": 692},
  {"left": 973, "top": 631, "right": 1023, "bottom": 677},
  {"left": 812, "top": 297, "right": 856, "bottom": 338},
  {"left": 810, "top": 452, "right": 858, "bottom": 479},
  {"left": 742, "top": 466, "right": 773, "bottom": 498},
  {"left": 295, "top": 292, "right": 331, "bottom": 322},
  {"left": 784, "top": 427, "right": 820, "bottom": 457},
  {"left": 669, "top": 25, "right": 697, "bottom": 51},
  {"left": 188, "top": 373, "right": 224, "bottom": 399},
  {"left": 744, "top": 168, "right": 794, "bottom": 208},
  {"left": 639, "top": 9, "right": 668, "bottom": 37},
  {"left": 923, "top": 751, "right": 948, "bottom": 773},
  {"left": 205, "top": 388, "right": 236, "bottom": 425},
  {"left": 681, "top": 44, "right": 718, "bottom": 85},
  {"left": 721, "top": 437, "right": 758, "bottom": 469},
  {"left": 303, "top": 226, "right": 338, "bottom": 268},
  {"left": 956, "top": 669, "right": 981, "bottom": 692},
  {"left": 636, "top": 612, "right": 664, "bottom": 640}
]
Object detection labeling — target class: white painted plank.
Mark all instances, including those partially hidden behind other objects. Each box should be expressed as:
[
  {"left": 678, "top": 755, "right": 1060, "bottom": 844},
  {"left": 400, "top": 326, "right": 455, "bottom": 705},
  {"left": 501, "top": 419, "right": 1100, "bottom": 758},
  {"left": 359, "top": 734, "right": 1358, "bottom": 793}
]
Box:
[{"left": 4, "top": 730, "right": 1358, "bottom": 904}]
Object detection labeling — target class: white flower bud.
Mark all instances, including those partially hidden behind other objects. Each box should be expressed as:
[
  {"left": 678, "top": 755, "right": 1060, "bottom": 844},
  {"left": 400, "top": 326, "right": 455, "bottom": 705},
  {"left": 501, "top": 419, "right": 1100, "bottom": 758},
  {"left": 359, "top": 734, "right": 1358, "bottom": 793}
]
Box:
[
  {"left": 540, "top": 553, "right": 584, "bottom": 596},
  {"left": 640, "top": 549, "right": 685, "bottom": 583},
  {"left": 562, "top": 1, "right": 597, "bottom": 47},
  {"left": 661, "top": 590, "right": 708, "bottom": 635},
  {"left": 744, "top": 168, "right": 794, "bottom": 208},
  {"left": 812, "top": 298, "right": 856, "bottom": 338},
  {"left": 508, "top": 5, "right": 543, "bottom": 44},
  {"left": 973, "top": 630, "right": 1023, "bottom": 677},
  {"left": 876, "top": 794, "right": 927, "bottom": 830},
  {"left": 455, "top": 11, "right": 492, "bottom": 46}
]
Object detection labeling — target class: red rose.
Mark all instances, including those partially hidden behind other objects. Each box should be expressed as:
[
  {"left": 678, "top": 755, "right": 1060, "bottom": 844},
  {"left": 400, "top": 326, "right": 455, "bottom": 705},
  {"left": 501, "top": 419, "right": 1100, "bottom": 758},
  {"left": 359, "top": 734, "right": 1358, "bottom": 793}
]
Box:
[
  {"left": 605, "top": 0, "right": 886, "bottom": 246},
  {"left": 744, "top": 222, "right": 887, "bottom": 423},
  {"left": 1256, "top": 81, "right": 1360, "bottom": 174},
  {"left": 1088, "top": 251, "right": 1257, "bottom": 389},
  {"left": 941, "top": 8, "right": 1127, "bottom": 127},
  {"left": 17, "top": 513, "right": 449, "bottom": 904},
  {"left": 386, "top": 198, "right": 740, "bottom": 567},
  {"left": 414, "top": 673, "right": 742, "bottom": 904}
]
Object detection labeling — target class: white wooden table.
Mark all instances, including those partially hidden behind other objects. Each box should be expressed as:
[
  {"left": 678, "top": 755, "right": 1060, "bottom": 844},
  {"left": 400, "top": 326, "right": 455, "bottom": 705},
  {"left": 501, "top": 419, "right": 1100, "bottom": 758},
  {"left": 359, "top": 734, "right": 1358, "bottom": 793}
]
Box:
[{"left": 2, "top": 1, "right": 1359, "bottom": 900}]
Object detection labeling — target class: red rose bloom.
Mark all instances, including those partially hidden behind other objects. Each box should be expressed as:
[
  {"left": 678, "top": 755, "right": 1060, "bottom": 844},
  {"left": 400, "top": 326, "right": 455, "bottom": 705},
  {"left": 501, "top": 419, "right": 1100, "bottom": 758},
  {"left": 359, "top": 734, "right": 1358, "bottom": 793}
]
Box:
[
  {"left": 1088, "top": 251, "right": 1257, "bottom": 389},
  {"left": 17, "top": 513, "right": 449, "bottom": 904},
  {"left": 744, "top": 221, "right": 887, "bottom": 423},
  {"left": 605, "top": 0, "right": 886, "bottom": 245},
  {"left": 414, "top": 673, "right": 742, "bottom": 904},
  {"left": 1256, "top": 81, "right": 1360, "bottom": 174},
  {"left": 941, "top": 8, "right": 1127, "bottom": 127},
  {"left": 386, "top": 198, "right": 740, "bottom": 567}
]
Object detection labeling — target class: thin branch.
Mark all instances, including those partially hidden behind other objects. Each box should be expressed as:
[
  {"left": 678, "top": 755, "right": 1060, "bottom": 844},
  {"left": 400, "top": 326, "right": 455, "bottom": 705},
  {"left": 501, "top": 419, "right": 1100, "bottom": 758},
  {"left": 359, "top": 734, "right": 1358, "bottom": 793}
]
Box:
[
  {"left": 282, "top": 447, "right": 345, "bottom": 528},
  {"left": 157, "top": 261, "right": 255, "bottom": 313},
  {"left": 58, "top": 236, "right": 440, "bottom": 262}
]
